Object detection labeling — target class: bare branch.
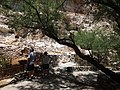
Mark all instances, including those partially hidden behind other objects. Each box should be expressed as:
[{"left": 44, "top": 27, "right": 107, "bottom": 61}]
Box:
[
  {"left": 24, "top": 0, "right": 45, "bottom": 28},
  {"left": 56, "top": 0, "right": 67, "bottom": 10}
]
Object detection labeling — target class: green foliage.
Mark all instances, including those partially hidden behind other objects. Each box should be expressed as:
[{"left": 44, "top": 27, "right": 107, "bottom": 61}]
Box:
[
  {"left": 0, "top": 55, "right": 10, "bottom": 69},
  {"left": 74, "top": 29, "right": 120, "bottom": 63},
  {"left": 0, "top": 0, "right": 65, "bottom": 37}
]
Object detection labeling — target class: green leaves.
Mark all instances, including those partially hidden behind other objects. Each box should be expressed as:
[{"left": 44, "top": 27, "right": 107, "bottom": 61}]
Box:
[
  {"left": 1, "top": 0, "right": 64, "bottom": 34},
  {"left": 74, "top": 30, "right": 96, "bottom": 49},
  {"left": 74, "top": 29, "right": 120, "bottom": 58}
]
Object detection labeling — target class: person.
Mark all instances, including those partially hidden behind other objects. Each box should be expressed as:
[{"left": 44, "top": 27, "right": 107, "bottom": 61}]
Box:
[
  {"left": 42, "top": 52, "right": 50, "bottom": 77},
  {"left": 26, "top": 47, "right": 36, "bottom": 80}
]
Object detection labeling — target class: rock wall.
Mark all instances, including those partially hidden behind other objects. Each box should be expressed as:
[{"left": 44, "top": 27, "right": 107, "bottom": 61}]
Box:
[{"left": 0, "top": 1, "right": 115, "bottom": 68}]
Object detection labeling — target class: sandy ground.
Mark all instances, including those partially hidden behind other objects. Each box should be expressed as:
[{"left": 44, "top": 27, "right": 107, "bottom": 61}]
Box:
[{"left": 0, "top": 71, "right": 100, "bottom": 90}]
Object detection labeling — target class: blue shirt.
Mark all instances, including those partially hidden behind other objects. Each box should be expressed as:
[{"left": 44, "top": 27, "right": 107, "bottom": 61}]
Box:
[{"left": 28, "top": 52, "right": 36, "bottom": 65}]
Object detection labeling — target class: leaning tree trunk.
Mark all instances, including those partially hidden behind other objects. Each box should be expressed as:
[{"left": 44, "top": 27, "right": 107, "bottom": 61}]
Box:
[
  {"left": 45, "top": 32, "right": 120, "bottom": 84},
  {"left": 73, "top": 45, "right": 120, "bottom": 84},
  {"left": 36, "top": 0, "right": 120, "bottom": 83},
  {"left": 23, "top": 0, "right": 120, "bottom": 84}
]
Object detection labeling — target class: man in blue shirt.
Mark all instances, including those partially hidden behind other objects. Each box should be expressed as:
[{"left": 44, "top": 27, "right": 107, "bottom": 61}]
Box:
[{"left": 26, "top": 47, "right": 36, "bottom": 80}]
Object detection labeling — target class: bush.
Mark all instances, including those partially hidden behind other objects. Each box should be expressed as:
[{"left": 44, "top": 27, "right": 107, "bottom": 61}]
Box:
[{"left": 0, "top": 55, "right": 10, "bottom": 69}]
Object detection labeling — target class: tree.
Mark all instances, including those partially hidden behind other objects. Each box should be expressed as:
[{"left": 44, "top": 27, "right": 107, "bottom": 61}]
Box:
[
  {"left": 74, "top": 30, "right": 120, "bottom": 65},
  {"left": 89, "top": 0, "right": 120, "bottom": 60},
  {"left": 1, "top": 0, "right": 120, "bottom": 83}
]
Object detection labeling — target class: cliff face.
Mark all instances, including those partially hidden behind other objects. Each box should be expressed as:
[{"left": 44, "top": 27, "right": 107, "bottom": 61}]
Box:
[
  {"left": 0, "top": 15, "right": 75, "bottom": 65},
  {"left": 0, "top": 0, "right": 114, "bottom": 66},
  {"left": 63, "top": 0, "right": 90, "bottom": 14}
]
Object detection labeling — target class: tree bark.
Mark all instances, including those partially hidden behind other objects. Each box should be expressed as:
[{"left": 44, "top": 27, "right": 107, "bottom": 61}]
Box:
[
  {"left": 45, "top": 31, "right": 120, "bottom": 84},
  {"left": 23, "top": 0, "right": 120, "bottom": 83},
  {"left": 73, "top": 45, "right": 120, "bottom": 83}
]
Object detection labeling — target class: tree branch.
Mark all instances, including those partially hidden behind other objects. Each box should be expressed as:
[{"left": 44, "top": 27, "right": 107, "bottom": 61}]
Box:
[
  {"left": 56, "top": 0, "right": 67, "bottom": 10},
  {"left": 44, "top": 26, "right": 120, "bottom": 83},
  {"left": 24, "top": 0, "right": 45, "bottom": 28}
]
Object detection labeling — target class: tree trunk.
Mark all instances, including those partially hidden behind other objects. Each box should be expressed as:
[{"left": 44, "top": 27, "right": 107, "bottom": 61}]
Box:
[
  {"left": 46, "top": 32, "right": 120, "bottom": 84},
  {"left": 73, "top": 45, "right": 120, "bottom": 84}
]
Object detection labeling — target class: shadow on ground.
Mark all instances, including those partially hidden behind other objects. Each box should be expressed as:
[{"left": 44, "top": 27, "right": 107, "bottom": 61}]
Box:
[
  {"left": 1, "top": 71, "right": 120, "bottom": 90},
  {"left": 5, "top": 72, "right": 102, "bottom": 90}
]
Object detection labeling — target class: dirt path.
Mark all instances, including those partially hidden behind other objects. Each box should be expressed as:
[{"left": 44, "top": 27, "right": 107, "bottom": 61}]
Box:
[{"left": 0, "top": 72, "right": 101, "bottom": 90}]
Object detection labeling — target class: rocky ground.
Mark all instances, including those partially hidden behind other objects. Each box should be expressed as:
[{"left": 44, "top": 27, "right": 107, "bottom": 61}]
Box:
[
  {"left": 0, "top": 67, "right": 120, "bottom": 90},
  {"left": 0, "top": 10, "right": 114, "bottom": 65},
  {"left": 1, "top": 70, "right": 120, "bottom": 90},
  {"left": 0, "top": 71, "right": 101, "bottom": 90}
]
